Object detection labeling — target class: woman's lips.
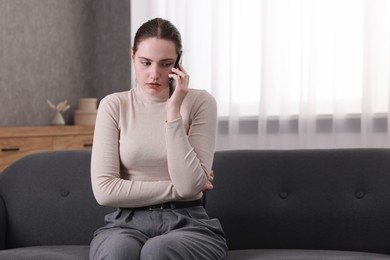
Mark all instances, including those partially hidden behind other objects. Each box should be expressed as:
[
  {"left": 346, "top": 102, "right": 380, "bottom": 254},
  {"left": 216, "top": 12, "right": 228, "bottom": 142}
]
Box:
[{"left": 147, "top": 83, "right": 161, "bottom": 89}]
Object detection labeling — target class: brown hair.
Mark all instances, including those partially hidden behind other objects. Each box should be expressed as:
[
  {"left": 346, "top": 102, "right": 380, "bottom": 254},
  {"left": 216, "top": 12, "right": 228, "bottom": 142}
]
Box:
[{"left": 132, "top": 18, "right": 182, "bottom": 55}]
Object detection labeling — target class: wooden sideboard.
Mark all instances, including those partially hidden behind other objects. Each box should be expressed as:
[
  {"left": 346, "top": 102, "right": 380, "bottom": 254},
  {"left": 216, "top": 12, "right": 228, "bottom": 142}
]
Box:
[{"left": 0, "top": 125, "right": 94, "bottom": 172}]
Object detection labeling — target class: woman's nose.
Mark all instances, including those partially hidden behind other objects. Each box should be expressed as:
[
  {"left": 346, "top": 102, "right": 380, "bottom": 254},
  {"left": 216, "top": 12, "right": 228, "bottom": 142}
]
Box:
[{"left": 149, "top": 64, "right": 161, "bottom": 79}]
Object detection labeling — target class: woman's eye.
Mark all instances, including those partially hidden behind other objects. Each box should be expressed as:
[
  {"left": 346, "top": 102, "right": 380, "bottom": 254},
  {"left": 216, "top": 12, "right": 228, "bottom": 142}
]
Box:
[
  {"left": 141, "top": 61, "right": 151, "bottom": 66},
  {"left": 161, "top": 63, "right": 172, "bottom": 68}
]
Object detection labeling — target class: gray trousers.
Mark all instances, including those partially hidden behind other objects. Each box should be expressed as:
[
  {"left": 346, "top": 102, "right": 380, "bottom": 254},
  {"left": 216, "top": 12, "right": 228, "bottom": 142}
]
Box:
[{"left": 89, "top": 205, "right": 228, "bottom": 260}]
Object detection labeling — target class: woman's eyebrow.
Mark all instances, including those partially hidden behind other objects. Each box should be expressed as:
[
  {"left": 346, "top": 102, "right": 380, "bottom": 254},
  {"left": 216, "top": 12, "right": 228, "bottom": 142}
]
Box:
[
  {"left": 138, "top": 56, "right": 151, "bottom": 61},
  {"left": 160, "top": 59, "right": 175, "bottom": 63},
  {"left": 138, "top": 56, "right": 175, "bottom": 62}
]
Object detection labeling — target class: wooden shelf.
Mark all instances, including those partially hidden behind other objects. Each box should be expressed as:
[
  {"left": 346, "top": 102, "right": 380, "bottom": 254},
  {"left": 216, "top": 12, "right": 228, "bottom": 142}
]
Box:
[{"left": 0, "top": 125, "right": 94, "bottom": 172}]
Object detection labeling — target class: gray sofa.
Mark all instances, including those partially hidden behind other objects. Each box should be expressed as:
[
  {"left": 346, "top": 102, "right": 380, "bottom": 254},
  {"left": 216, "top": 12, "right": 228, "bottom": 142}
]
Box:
[{"left": 1, "top": 149, "right": 390, "bottom": 259}]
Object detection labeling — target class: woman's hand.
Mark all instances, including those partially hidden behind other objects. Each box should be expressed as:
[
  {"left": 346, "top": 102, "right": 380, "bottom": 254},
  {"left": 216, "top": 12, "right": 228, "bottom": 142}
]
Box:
[
  {"left": 166, "top": 65, "right": 190, "bottom": 122},
  {"left": 203, "top": 171, "right": 215, "bottom": 192}
]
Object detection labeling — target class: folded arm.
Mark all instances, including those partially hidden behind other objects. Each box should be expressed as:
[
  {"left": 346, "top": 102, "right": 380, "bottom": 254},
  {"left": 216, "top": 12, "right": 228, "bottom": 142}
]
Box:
[
  {"left": 91, "top": 97, "right": 178, "bottom": 208},
  {"left": 165, "top": 91, "right": 217, "bottom": 198}
]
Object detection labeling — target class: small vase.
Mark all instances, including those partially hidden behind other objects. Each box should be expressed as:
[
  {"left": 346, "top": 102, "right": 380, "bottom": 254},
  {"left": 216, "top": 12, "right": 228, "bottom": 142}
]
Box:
[{"left": 51, "top": 111, "right": 65, "bottom": 125}]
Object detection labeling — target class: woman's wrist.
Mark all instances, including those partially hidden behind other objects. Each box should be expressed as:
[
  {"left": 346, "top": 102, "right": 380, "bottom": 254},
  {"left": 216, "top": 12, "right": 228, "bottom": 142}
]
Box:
[
  {"left": 166, "top": 103, "right": 181, "bottom": 122},
  {"left": 166, "top": 108, "right": 181, "bottom": 122}
]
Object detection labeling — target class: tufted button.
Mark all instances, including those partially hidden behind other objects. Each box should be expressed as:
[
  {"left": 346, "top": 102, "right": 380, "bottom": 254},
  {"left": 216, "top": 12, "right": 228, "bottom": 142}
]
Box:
[
  {"left": 355, "top": 191, "right": 365, "bottom": 199},
  {"left": 60, "top": 190, "right": 70, "bottom": 197},
  {"left": 279, "top": 191, "right": 288, "bottom": 199}
]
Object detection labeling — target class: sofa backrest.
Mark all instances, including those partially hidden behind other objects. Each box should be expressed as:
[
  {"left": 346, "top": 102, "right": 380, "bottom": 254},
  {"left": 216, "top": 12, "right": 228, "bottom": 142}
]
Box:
[
  {"left": 0, "top": 150, "right": 113, "bottom": 248},
  {"left": 206, "top": 149, "right": 390, "bottom": 255}
]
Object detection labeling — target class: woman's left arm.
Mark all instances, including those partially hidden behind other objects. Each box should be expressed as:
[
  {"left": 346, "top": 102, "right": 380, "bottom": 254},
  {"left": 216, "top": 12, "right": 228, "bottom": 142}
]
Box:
[{"left": 165, "top": 90, "right": 217, "bottom": 199}]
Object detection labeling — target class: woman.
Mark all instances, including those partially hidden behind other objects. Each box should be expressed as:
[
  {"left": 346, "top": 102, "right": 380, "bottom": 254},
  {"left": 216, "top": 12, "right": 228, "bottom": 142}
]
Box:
[{"left": 89, "top": 18, "right": 228, "bottom": 260}]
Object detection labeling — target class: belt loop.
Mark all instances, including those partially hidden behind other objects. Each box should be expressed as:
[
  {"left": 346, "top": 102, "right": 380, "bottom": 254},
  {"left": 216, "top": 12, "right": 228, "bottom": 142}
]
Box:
[{"left": 149, "top": 203, "right": 164, "bottom": 211}]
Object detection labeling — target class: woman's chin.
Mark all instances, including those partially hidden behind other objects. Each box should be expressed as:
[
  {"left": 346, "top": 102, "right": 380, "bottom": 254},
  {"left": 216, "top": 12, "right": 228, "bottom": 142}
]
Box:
[{"left": 143, "top": 85, "right": 168, "bottom": 96}]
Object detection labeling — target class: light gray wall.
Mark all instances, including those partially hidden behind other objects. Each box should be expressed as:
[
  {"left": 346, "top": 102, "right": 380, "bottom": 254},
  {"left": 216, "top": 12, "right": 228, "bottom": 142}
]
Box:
[
  {"left": 0, "top": 0, "right": 130, "bottom": 126},
  {"left": 90, "top": 0, "right": 131, "bottom": 101}
]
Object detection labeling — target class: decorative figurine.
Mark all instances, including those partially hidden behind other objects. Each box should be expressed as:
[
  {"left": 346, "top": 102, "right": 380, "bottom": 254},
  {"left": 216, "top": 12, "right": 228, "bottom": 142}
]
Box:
[{"left": 47, "top": 99, "right": 70, "bottom": 125}]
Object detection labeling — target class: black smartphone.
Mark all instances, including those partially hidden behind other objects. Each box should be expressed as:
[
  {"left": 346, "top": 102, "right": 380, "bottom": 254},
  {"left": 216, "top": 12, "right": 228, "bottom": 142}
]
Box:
[{"left": 169, "top": 53, "right": 182, "bottom": 98}]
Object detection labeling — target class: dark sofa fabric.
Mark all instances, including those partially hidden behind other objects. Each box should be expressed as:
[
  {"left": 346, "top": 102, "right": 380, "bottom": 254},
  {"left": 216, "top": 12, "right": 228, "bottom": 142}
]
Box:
[
  {"left": 227, "top": 249, "right": 390, "bottom": 260},
  {"left": 207, "top": 149, "right": 390, "bottom": 259},
  {"left": 0, "top": 245, "right": 90, "bottom": 260},
  {"left": 2, "top": 149, "right": 390, "bottom": 259},
  {"left": 0, "top": 150, "right": 112, "bottom": 260}
]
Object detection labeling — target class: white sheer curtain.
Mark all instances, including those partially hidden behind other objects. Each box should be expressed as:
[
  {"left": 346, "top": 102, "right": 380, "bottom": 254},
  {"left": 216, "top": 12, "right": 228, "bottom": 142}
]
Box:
[{"left": 131, "top": 0, "right": 390, "bottom": 150}]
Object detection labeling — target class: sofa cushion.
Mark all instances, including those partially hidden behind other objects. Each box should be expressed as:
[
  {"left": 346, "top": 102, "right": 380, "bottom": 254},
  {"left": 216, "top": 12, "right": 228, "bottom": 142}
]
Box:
[
  {"left": 0, "top": 151, "right": 113, "bottom": 248},
  {"left": 207, "top": 149, "right": 390, "bottom": 255},
  {"left": 0, "top": 196, "right": 6, "bottom": 249},
  {"left": 227, "top": 249, "right": 390, "bottom": 260},
  {"left": 0, "top": 245, "right": 89, "bottom": 260}
]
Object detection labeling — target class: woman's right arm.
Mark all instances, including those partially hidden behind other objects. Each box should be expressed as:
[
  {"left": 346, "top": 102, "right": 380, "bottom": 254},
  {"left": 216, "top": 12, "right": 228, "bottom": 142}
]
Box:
[{"left": 91, "top": 96, "right": 178, "bottom": 208}]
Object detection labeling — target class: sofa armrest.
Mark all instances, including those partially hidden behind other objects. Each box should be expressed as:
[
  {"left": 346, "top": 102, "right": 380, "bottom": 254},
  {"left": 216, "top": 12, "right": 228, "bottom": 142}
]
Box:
[{"left": 0, "top": 196, "right": 6, "bottom": 249}]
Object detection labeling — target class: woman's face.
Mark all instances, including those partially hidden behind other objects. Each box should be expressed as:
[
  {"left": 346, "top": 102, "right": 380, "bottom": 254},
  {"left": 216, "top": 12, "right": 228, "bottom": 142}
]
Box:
[{"left": 132, "top": 37, "right": 177, "bottom": 96}]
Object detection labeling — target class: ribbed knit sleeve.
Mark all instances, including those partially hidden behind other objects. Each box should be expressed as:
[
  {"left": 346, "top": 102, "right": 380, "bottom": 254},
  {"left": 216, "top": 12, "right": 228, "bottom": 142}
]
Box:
[{"left": 165, "top": 90, "right": 217, "bottom": 198}]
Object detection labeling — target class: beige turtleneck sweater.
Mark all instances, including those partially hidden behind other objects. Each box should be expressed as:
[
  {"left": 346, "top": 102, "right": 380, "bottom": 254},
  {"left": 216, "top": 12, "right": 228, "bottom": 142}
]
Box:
[{"left": 91, "top": 86, "right": 217, "bottom": 208}]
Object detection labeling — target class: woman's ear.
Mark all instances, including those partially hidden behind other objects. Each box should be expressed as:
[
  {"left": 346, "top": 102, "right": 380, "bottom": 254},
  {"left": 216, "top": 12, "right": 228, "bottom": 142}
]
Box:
[{"left": 130, "top": 49, "right": 135, "bottom": 60}]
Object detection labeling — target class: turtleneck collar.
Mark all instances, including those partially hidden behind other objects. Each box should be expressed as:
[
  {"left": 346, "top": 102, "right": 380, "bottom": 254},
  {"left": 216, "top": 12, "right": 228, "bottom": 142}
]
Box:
[{"left": 134, "top": 84, "right": 169, "bottom": 103}]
